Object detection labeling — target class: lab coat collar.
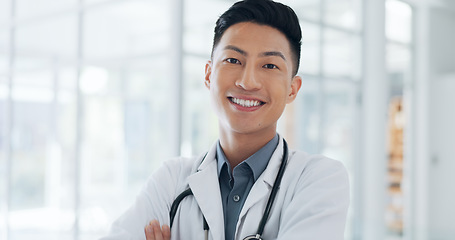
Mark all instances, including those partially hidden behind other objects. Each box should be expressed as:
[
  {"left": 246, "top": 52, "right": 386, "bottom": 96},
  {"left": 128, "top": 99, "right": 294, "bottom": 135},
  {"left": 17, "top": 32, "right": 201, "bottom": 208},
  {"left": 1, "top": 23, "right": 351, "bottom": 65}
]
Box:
[
  {"left": 187, "top": 136, "right": 286, "bottom": 240},
  {"left": 187, "top": 142, "right": 225, "bottom": 240},
  {"left": 252, "top": 135, "right": 285, "bottom": 186},
  {"left": 197, "top": 135, "right": 284, "bottom": 184},
  {"left": 196, "top": 141, "right": 218, "bottom": 172},
  {"left": 237, "top": 135, "right": 286, "bottom": 226}
]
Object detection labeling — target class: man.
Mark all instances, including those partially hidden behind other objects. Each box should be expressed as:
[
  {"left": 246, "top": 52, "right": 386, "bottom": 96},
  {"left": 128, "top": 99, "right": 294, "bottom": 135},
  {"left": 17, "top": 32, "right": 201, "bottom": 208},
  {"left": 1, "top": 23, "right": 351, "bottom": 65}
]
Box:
[{"left": 101, "top": 0, "right": 349, "bottom": 239}]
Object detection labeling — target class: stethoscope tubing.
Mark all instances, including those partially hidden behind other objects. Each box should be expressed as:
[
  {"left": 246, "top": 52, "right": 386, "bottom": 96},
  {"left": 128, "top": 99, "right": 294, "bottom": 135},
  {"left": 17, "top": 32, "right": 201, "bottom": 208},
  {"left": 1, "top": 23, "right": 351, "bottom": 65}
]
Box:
[
  {"left": 255, "top": 140, "right": 288, "bottom": 237},
  {"left": 169, "top": 188, "right": 193, "bottom": 228}
]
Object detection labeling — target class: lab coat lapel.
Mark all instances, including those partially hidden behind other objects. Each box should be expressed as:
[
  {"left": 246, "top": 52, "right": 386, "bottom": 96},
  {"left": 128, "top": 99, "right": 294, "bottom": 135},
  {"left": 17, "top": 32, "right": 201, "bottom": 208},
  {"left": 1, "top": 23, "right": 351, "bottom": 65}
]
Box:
[
  {"left": 237, "top": 137, "right": 285, "bottom": 224},
  {"left": 187, "top": 144, "right": 225, "bottom": 240}
]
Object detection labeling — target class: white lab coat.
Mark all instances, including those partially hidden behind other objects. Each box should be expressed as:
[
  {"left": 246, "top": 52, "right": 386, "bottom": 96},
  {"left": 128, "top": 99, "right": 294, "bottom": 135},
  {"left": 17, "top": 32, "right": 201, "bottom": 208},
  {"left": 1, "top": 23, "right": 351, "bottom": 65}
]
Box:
[{"left": 100, "top": 137, "right": 350, "bottom": 240}]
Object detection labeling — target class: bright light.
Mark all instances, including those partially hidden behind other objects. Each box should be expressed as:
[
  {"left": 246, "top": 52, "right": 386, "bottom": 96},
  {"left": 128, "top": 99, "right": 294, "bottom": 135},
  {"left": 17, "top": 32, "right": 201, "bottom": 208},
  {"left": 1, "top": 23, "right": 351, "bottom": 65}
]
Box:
[
  {"left": 80, "top": 66, "right": 108, "bottom": 94},
  {"left": 386, "top": 0, "right": 413, "bottom": 43},
  {"left": 386, "top": 0, "right": 412, "bottom": 17},
  {"left": 9, "top": 208, "right": 74, "bottom": 231}
]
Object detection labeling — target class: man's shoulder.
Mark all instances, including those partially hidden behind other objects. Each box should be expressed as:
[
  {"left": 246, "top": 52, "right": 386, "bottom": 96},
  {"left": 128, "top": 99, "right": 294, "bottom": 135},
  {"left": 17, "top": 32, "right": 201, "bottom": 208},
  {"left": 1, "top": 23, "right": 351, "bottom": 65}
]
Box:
[
  {"left": 287, "top": 150, "right": 348, "bottom": 182},
  {"left": 160, "top": 154, "right": 204, "bottom": 175},
  {"left": 289, "top": 149, "right": 344, "bottom": 166},
  {"left": 142, "top": 155, "right": 205, "bottom": 195}
]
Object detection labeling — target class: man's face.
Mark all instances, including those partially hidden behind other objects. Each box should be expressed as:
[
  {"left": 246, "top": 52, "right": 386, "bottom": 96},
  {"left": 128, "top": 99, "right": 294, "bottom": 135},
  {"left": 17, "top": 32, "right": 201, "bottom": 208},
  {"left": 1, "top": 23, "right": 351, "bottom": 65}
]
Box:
[{"left": 205, "top": 22, "right": 301, "bottom": 137}]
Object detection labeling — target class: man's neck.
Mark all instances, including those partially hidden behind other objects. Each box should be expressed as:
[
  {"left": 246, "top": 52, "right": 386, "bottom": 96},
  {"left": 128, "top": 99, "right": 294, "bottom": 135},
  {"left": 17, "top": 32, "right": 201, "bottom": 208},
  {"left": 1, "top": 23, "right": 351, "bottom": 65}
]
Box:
[{"left": 219, "top": 127, "right": 277, "bottom": 169}]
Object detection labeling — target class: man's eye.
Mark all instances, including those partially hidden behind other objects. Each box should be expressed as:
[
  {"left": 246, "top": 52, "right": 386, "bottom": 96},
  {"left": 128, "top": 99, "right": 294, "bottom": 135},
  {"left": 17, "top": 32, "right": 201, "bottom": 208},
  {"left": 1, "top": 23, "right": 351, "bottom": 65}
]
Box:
[
  {"left": 226, "top": 58, "right": 240, "bottom": 64},
  {"left": 264, "top": 64, "right": 278, "bottom": 69}
]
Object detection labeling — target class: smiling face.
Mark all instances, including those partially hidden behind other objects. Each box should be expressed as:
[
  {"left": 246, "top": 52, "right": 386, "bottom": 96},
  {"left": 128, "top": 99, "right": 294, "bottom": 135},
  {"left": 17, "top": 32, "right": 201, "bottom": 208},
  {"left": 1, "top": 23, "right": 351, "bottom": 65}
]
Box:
[{"left": 205, "top": 22, "right": 302, "bottom": 139}]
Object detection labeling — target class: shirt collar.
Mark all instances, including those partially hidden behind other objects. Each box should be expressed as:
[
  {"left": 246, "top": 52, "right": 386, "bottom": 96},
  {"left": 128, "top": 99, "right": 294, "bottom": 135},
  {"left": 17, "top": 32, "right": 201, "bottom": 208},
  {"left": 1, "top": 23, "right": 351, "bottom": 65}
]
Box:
[{"left": 216, "top": 134, "right": 279, "bottom": 181}]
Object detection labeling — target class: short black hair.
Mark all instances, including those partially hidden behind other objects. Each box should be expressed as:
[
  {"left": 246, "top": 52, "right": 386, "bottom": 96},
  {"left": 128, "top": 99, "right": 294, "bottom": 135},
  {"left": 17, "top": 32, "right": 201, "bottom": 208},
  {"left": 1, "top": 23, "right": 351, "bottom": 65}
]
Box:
[{"left": 212, "top": 0, "right": 302, "bottom": 76}]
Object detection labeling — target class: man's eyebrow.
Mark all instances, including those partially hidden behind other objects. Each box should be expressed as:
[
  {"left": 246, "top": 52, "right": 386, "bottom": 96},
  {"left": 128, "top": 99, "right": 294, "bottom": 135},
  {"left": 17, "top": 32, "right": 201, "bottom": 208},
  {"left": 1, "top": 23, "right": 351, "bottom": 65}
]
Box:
[
  {"left": 223, "top": 45, "right": 286, "bottom": 61},
  {"left": 224, "top": 45, "right": 247, "bottom": 56},
  {"left": 259, "top": 51, "right": 286, "bottom": 61}
]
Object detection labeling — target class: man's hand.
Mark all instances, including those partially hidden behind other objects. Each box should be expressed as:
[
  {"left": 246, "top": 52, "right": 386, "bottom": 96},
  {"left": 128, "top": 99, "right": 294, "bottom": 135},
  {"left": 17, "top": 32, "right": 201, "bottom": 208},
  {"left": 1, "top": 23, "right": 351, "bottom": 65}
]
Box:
[{"left": 144, "top": 219, "right": 171, "bottom": 240}]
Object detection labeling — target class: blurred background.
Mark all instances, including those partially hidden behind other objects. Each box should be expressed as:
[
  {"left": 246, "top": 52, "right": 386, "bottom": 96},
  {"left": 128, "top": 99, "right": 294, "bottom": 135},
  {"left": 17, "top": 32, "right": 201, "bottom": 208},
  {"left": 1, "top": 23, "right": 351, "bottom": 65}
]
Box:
[{"left": 0, "top": 0, "right": 454, "bottom": 239}]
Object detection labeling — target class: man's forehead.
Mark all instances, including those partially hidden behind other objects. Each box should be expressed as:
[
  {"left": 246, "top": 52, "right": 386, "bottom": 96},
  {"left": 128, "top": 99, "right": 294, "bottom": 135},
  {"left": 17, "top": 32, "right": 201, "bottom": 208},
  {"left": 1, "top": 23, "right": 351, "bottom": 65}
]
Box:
[{"left": 215, "top": 22, "right": 292, "bottom": 56}]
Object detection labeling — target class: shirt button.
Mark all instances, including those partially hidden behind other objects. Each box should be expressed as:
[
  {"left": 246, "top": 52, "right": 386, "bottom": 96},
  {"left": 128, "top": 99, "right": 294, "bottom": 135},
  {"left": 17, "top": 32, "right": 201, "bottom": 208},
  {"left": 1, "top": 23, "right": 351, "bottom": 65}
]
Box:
[{"left": 233, "top": 195, "right": 240, "bottom": 202}]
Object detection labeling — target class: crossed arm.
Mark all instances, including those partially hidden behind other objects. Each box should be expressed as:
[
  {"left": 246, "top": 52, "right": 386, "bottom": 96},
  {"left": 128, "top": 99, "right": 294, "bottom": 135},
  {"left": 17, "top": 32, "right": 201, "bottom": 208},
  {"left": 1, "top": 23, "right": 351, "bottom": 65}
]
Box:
[{"left": 118, "top": 155, "right": 349, "bottom": 240}]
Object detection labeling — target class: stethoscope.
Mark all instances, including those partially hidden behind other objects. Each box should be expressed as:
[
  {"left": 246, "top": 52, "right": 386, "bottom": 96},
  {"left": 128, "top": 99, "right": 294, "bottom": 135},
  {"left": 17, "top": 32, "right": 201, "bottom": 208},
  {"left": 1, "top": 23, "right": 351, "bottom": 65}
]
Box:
[{"left": 169, "top": 140, "right": 289, "bottom": 240}]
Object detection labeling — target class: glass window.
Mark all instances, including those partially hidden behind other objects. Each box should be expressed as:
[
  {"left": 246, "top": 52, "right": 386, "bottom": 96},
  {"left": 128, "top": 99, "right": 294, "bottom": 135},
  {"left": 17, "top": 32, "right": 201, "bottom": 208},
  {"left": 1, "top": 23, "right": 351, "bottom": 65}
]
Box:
[
  {"left": 385, "top": 5, "right": 413, "bottom": 235},
  {"left": 0, "top": 18, "right": 9, "bottom": 234},
  {"left": 323, "top": 29, "right": 361, "bottom": 79},
  {"left": 322, "top": 80, "right": 358, "bottom": 240},
  {"left": 184, "top": 0, "right": 232, "bottom": 56},
  {"left": 385, "top": 1, "right": 413, "bottom": 238},
  {"left": 182, "top": 56, "right": 218, "bottom": 157},
  {"left": 9, "top": 13, "right": 78, "bottom": 239},
  {"left": 184, "top": 23, "right": 213, "bottom": 57},
  {"left": 282, "top": 0, "right": 321, "bottom": 21},
  {"left": 322, "top": 80, "right": 357, "bottom": 165},
  {"left": 83, "top": 0, "right": 170, "bottom": 61},
  {"left": 293, "top": 78, "right": 320, "bottom": 154},
  {"left": 387, "top": 43, "right": 412, "bottom": 96},
  {"left": 77, "top": 61, "right": 174, "bottom": 238},
  {"left": 300, "top": 22, "right": 320, "bottom": 75},
  {"left": 80, "top": 1, "right": 173, "bottom": 238},
  {"left": 0, "top": 76, "right": 7, "bottom": 236},
  {"left": 122, "top": 57, "right": 175, "bottom": 179},
  {"left": 84, "top": 0, "right": 114, "bottom": 5},
  {"left": 386, "top": 0, "right": 412, "bottom": 44},
  {"left": 387, "top": 44, "right": 411, "bottom": 73},
  {"left": 79, "top": 91, "right": 125, "bottom": 238},
  {"left": 9, "top": 79, "right": 78, "bottom": 240},
  {"left": 16, "top": 0, "right": 77, "bottom": 20},
  {"left": 325, "top": 0, "right": 362, "bottom": 30},
  {"left": 0, "top": 0, "right": 10, "bottom": 26},
  {"left": 15, "top": 15, "right": 77, "bottom": 61},
  {"left": 78, "top": 63, "right": 174, "bottom": 239},
  {"left": 0, "top": 29, "right": 9, "bottom": 77},
  {"left": 182, "top": 0, "right": 230, "bottom": 156}
]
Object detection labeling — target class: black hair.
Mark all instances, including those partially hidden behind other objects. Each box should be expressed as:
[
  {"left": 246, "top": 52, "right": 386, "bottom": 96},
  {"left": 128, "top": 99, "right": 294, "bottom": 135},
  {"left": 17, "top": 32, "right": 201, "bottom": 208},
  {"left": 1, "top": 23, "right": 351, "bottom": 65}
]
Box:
[{"left": 212, "top": 0, "right": 302, "bottom": 76}]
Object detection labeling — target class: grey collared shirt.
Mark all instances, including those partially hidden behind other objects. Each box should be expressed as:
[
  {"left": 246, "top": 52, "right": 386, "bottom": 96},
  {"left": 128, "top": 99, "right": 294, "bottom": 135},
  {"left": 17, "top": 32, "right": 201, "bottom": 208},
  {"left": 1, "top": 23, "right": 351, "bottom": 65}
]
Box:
[{"left": 216, "top": 134, "right": 279, "bottom": 240}]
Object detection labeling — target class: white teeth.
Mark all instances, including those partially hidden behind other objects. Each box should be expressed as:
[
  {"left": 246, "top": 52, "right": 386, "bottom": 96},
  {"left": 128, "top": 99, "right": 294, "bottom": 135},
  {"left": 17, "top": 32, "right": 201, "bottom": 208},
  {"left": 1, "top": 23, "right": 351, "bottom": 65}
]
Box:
[{"left": 231, "top": 97, "right": 262, "bottom": 107}]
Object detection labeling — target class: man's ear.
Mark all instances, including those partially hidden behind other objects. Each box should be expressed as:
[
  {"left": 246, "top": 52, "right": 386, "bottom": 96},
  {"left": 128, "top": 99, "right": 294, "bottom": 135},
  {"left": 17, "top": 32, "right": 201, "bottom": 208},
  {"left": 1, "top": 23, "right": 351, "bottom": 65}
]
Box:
[
  {"left": 204, "top": 61, "right": 212, "bottom": 89},
  {"left": 287, "top": 75, "right": 302, "bottom": 103}
]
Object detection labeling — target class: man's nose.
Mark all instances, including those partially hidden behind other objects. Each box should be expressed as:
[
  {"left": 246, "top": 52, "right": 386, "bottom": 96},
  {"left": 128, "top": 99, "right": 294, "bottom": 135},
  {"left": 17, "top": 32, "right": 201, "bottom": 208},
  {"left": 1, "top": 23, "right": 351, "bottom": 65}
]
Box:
[{"left": 235, "top": 65, "right": 262, "bottom": 90}]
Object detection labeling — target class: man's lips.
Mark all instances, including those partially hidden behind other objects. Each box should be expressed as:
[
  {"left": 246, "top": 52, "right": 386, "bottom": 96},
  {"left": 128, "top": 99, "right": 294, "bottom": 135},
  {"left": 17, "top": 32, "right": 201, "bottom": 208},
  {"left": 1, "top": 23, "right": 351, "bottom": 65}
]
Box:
[{"left": 228, "top": 96, "right": 265, "bottom": 108}]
